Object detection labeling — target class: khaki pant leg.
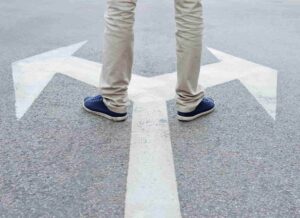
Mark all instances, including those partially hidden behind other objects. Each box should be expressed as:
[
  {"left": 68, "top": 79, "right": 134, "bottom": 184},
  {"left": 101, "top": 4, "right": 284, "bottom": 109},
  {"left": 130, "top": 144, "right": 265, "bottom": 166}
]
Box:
[
  {"left": 99, "top": 0, "right": 137, "bottom": 113},
  {"left": 174, "top": 0, "right": 205, "bottom": 113}
]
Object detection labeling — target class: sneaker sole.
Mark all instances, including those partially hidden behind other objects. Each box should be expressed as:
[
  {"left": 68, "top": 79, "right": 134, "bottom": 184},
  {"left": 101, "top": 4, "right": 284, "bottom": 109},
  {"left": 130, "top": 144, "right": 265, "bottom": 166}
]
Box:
[
  {"left": 177, "top": 107, "right": 215, "bottom": 122},
  {"left": 83, "top": 104, "right": 128, "bottom": 122}
]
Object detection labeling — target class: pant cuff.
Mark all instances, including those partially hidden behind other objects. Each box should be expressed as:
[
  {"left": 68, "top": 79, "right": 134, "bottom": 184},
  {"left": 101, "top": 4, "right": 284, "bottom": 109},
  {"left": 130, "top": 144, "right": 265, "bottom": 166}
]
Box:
[
  {"left": 176, "top": 98, "right": 203, "bottom": 113},
  {"left": 102, "top": 98, "right": 128, "bottom": 114}
]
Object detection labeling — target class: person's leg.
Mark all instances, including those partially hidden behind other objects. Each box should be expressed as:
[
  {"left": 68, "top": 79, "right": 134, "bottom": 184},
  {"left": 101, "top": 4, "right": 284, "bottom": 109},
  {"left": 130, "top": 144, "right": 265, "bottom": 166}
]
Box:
[
  {"left": 174, "top": 0, "right": 205, "bottom": 113},
  {"left": 99, "top": 0, "right": 137, "bottom": 113}
]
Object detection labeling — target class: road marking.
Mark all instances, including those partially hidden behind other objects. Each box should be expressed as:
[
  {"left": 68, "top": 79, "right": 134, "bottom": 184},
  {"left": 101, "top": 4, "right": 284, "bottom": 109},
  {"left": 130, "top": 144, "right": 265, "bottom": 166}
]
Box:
[
  {"left": 125, "top": 101, "right": 181, "bottom": 218},
  {"left": 12, "top": 41, "right": 88, "bottom": 119},
  {"left": 11, "top": 41, "right": 278, "bottom": 217},
  {"left": 12, "top": 42, "right": 278, "bottom": 120},
  {"left": 206, "top": 48, "right": 278, "bottom": 119}
]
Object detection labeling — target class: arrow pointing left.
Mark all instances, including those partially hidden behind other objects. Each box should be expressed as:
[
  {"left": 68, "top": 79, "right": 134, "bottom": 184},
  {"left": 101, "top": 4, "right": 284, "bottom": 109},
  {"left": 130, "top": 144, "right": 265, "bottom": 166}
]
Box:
[{"left": 12, "top": 41, "right": 89, "bottom": 119}]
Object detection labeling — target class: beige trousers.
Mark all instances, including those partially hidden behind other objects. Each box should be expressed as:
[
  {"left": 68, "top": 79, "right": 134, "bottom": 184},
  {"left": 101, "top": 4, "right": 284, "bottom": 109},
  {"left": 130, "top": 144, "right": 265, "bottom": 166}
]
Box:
[{"left": 100, "top": 0, "right": 205, "bottom": 113}]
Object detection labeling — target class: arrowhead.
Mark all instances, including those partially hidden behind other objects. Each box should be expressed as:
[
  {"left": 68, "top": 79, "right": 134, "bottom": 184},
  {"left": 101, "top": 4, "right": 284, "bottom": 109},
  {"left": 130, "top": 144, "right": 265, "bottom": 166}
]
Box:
[
  {"left": 204, "top": 48, "right": 278, "bottom": 120},
  {"left": 12, "top": 41, "right": 87, "bottom": 119}
]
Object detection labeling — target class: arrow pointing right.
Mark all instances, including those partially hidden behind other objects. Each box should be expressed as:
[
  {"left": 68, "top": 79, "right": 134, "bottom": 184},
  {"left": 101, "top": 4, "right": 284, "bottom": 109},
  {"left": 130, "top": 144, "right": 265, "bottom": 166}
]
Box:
[
  {"left": 204, "top": 48, "right": 278, "bottom": 120},
  {"left": 151, "top": 48, "right": 278, "bottom": 120}
]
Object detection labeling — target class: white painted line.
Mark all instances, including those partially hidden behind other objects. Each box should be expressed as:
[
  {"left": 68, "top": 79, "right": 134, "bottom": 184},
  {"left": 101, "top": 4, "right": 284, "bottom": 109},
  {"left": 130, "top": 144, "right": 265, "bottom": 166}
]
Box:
[{"left": 125, "top": 101, "right": 181, "bottom": 218}]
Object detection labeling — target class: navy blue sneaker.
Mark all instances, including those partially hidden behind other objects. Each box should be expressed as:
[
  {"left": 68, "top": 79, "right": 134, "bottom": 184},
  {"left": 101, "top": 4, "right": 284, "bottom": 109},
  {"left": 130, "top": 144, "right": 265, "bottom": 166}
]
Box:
[
  {"left": 177, "top": 97, "right": 215, "bottom": 121},
  {"left": 83, "top": 95, "right": 127, "bottom": 121}
]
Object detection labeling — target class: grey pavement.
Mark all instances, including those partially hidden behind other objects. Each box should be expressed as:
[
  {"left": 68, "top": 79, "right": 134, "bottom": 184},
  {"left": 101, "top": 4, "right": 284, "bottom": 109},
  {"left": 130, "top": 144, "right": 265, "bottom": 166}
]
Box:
[{"left": 1, "top": 0, "right": 300, "bottom": 217}]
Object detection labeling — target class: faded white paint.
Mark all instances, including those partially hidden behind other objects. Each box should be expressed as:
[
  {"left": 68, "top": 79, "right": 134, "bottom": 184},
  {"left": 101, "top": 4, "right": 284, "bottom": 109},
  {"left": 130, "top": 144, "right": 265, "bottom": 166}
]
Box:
[
  {"left": 125, "top": 101, "right": 181, "bottom": 218},
  {"left": 11, "top": 42, "right": 278, "bottom": 218},
  {"left": 206, "top": 48, "right": 277, "bottom": 119},
  {"left": 12, "top": 41, "right": 88, "bottom": 119}
]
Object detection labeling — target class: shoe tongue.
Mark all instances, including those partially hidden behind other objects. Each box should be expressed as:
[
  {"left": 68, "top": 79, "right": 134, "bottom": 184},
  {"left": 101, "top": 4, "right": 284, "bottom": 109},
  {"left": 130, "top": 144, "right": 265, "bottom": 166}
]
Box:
[{"left": 92, "top": 95, "right": 101, "bottom": 101}]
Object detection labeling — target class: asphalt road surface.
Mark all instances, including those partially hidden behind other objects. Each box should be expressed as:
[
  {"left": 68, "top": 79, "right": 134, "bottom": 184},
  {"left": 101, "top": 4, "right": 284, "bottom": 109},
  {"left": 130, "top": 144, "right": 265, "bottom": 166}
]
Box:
[{"left": 1, "top": 0, "right": 300, "bottom": 217}]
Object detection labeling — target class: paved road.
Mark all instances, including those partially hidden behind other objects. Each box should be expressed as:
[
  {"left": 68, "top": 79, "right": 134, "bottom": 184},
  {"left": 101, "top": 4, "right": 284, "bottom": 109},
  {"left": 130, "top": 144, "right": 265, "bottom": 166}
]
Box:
[{"left": 1, "top": 0, "right": 300, "bottom": 217}]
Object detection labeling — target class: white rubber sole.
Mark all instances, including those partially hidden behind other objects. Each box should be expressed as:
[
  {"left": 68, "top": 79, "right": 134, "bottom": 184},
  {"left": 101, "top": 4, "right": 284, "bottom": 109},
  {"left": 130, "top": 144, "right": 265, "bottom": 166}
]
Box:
[
  {"left": 177, "top": 107, "right": 215, "bottom": 122},
  {"left": 83, "top": 104, "right": 128, "bottom": 122}
]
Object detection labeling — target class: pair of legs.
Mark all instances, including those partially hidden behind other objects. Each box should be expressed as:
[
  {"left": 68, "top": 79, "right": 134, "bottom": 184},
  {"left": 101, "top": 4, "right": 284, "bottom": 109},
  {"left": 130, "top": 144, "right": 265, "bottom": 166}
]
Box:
[{"left": 99, "top": 0, "right": 205, "bottom": 114}]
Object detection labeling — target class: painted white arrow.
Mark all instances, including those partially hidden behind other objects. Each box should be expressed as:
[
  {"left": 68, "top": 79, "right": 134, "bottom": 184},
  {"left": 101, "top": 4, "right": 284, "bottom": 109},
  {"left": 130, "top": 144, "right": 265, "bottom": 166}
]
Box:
[
  {"left": 11, "top": 42, "right": 278, "bottom": 217},
  {"left": 12, "top": 42, "right": 278, "bottom": 120}
]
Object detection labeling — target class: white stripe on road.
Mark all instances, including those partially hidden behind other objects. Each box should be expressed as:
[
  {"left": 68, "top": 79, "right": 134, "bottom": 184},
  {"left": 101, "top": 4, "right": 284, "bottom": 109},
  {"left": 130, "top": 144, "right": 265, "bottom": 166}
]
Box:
[{"left": 125, "top": 101, "right": 181, "bottom": 218}]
